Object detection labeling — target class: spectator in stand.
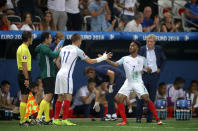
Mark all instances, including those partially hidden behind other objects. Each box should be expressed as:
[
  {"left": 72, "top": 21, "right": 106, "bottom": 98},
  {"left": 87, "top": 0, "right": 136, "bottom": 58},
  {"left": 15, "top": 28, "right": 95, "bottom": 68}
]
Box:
[
  {"left": 0, "top": 0, "right": 7, "bottom": 16},
  {"left": 184, "top": 0, "right": 198, "bottom": 29},
  {"left": 6, "top": 0, "right": 16, "bottom": 15},
  {"left": 142, "top": 6, "right": 160, "bottom": 32},
  {"left": 20, "top": 12, "right": 35, "bottom": 31},
  {"left": 104, "top": 13, "right": 117, "bottom": 31},
  {"left": 138, "top": 0, "right": 158, "bottom": 18},
  {"left": 0, "top": 13, "right": 10, "bottom": 30},
  {"left": 156, "top": 82, "right": 167, "bottom": 100},
  {"left": 124, "top": 12, "right": 143, "bottom": 32},
  {"left": 39, "top": 11, "right": 56, "bottom": 31},
  {"left": 161, "top": 12, "right": 180, "bottom": 32},
  {"left": 47, "top": 0, "right": 67, "bottom": 30},
  {"left": 79, "top": 0, "right": 92, "bottom": 16},
  {"left": 166, "top": 77, "right": 185, "bottom": 118},
  {"left": 66, "top": 0, "right": 82, "bottom": 31},
  {"left": 186, "top": 80, "right": 198, "bottom": 116},
  {"left": 0, "top": 80, "right": 15, "bottom": 110},
  {"left": 88, "top": 0, "right": 111, "bottom": 31},
  {"left": 17, "top": 0, "right": 36, "bottom": 18},
  {"left": 116, "top": 0, "right": 137, "bottom": 24},
  {"left": 70, "top": 79, "right": 104, "bottom": 118}
]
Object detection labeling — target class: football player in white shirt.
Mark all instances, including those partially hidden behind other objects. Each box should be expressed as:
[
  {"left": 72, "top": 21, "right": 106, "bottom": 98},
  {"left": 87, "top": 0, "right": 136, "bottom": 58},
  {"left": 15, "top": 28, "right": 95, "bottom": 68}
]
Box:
[
  {"left": 105, "top": 41, "right": 163, "bottom": 125},
  {"left": 53, "top": 33, "right": 111, "bottom": 125},
  {"left": 70, "top": 79, "right": 101, "bottom": 118}
]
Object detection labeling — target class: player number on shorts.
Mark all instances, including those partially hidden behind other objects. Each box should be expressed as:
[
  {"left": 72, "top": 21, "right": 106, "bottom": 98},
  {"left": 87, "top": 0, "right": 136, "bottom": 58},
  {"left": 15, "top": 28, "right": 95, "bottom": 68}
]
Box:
[{"left": 62, "top": 51, "right": 70, "bottom": 63}]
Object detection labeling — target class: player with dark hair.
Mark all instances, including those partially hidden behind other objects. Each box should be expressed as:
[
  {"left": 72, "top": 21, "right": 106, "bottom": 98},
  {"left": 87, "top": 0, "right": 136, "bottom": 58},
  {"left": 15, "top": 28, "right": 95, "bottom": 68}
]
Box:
[
  {"left": 53, "top": 33, "right": 111, "bottom": 125},
  {"left": 105, "top": 41, "right": 163, "bottom": 125},
  {"left": 16, "top": 31, "right": 33, "bottom": 126},
  {"left": 35, "top": 31, "right": 60, "bottom": 124}
]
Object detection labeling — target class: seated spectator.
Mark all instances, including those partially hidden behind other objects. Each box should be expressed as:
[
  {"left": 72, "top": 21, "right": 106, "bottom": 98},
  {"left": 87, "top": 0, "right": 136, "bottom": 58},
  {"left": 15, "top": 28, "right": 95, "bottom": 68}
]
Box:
[
  {"left": 0, "top": 0, "right": 7, "bottom": 16},
  {"left": 186, "top": 80, "right": 198, "bottom": 116},
  {"left": 124, "top": 12, "right": 143, "bottom": 32},
  {"left": 0, "top": 13, "right": 11, "bottom": 30},
  {"left": 161, "top": 12, "right": 180, "bottom": 32},
  {"left": 21, "top": 12, "right": 35, "bottom": 30},
  {"left": 156, "top": 82, "right": 167, "bottom": 100},
  {"left": 88, "top": 0, "right": 111, "bottom": 31},
  {"left": 104, "top": 13, "right": 117, "bottom": 32},
  {"left": 184, "top": 0, "right": 198, "bottom": 29},
  {"left": 116, "top": 0, "right": 137, "bottom": 24},
  {"left": 70, "top": 79, "right": 104, "bottom": 118},
  {"left": 142, "top": 6, "right": 160, "bottom": 32},
  {"left": 0, "top": 80, "right": 15, "bottom": 110},
  {"left": 167, "top": 77, "right": 186, "bottom": 107},
  {"left": 49, "top": 32, "right": 65, "bottom": 51},
  {"left": 39, "top": 10, "right": 56, "bottom": 31}
]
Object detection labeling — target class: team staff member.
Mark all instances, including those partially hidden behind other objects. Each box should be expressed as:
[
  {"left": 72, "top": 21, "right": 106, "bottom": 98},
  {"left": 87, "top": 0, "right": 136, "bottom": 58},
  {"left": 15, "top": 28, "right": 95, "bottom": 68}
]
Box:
[
  {"left": 35, "top": 32, "right": 60, "bottom": 124},
  {"left": 16, "top": 31, "right": 33, "bottom": 126},
  {"left": 136, "top": 34, "right": 166, "bottom": 123},
  {"left": 84, "top": 65, "right": 126, "bottom": 121}
]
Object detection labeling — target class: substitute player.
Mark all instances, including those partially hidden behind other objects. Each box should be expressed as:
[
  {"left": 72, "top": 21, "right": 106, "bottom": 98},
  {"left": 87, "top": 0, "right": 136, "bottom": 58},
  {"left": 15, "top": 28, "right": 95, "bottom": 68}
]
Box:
[
  {"left": 53, "top": 33, "right": 111, "bottom": 125},
  {"left": 16, "top": 31, "right": 33, "bottom": 126},
  {"left": 106, "top": 41, "right": 163, "bottom": 125},
  {"left": 35, "top": 32, "right": 60, "bottom": 124}
]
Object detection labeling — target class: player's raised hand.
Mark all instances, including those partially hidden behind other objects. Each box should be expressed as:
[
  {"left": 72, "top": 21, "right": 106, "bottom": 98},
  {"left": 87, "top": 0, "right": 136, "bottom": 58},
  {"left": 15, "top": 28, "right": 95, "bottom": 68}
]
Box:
[
  {"left": 107, "top": 52, "right": 113, "bottom": 59},
  {"left": 93, "top": 102, "right": 100, "bottom": 112}
]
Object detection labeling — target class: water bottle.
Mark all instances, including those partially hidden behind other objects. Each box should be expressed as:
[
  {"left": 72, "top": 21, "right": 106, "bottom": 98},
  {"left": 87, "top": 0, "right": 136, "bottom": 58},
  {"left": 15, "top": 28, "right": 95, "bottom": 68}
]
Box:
[
  {"left": 176, "top": 110, "right": 178, "bottom": 120},
  {"left": 181, "top": 109, "right": 183, "bottom": 120},
  {"left": 178, "top": 109, "right": 181, "bottom": 120},
  {"left": 157, "top": 109, "right": 160, "bottom": 119}
]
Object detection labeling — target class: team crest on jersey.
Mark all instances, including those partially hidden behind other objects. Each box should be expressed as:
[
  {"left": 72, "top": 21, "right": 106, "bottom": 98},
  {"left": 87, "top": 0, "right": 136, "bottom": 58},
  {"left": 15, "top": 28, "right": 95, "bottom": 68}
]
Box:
[
  {"left": 22, "top": 55, "right": 27, "bottom": 60},
  {"left": 83, "top": 53, "right": 86, "bottom": 57}
]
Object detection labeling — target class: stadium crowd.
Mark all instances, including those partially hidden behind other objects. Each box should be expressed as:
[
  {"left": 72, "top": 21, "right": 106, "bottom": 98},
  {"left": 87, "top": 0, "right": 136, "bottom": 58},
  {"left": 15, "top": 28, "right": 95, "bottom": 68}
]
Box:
[{"left": 0, "top": 0, "right": 198, "bottom": 31}]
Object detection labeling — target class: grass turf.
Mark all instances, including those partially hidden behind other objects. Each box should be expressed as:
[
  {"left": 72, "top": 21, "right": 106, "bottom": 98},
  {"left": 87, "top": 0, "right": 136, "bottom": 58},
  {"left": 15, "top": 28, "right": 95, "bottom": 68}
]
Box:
[{"left": 0, "top": 118, "right": 198, "bottom": 131}]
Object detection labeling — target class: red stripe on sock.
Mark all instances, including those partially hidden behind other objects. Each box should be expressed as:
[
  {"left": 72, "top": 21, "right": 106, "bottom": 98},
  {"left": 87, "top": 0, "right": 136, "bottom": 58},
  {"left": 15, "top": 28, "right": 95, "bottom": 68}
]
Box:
[
  {"left": 118, "top": 103, "right": 127, "bottom": 122},
  {"left": 147, "top": 100, "right": 160, "bottom": 121},
  {"left": 54, "top": 101, "right": 62, "bottom": 120},
  {"left": 62, "top": 100, "right": 71, "bottom": 120}
]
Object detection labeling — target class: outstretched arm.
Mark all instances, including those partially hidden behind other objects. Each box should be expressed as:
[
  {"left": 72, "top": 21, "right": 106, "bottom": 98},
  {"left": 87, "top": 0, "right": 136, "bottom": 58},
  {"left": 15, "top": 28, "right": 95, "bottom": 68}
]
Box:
[
  {"left": 106, "top": 59, "right": 120, "bottom": 67},
  {"left": 84, "top": 52, "right": 112, "bottom": 64}
]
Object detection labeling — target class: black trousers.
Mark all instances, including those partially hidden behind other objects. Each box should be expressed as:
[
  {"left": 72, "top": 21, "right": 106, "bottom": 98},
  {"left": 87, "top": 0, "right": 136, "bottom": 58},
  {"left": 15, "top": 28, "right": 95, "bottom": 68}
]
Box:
[
  {"left": 67, "top": 13, "right": 82, "bottom": 31},
  {"left": 136, "top": 72, "right": 160, "bottom": 121}
]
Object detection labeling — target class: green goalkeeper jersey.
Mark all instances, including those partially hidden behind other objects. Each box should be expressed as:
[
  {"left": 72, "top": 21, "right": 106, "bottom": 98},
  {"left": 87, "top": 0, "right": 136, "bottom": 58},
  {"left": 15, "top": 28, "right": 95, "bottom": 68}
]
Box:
[{"left": 35, "top": 43, "right": 60, "bottom": 79}]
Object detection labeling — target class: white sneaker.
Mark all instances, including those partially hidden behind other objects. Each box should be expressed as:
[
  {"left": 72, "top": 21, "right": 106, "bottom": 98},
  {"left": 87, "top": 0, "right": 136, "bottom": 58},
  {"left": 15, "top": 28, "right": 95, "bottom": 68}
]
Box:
[
  {"left": 111, "top": 113, "right": 118, "bottom": 121},
  {"left": 105, "top": 114, "right": 111, "bottom": 121}
]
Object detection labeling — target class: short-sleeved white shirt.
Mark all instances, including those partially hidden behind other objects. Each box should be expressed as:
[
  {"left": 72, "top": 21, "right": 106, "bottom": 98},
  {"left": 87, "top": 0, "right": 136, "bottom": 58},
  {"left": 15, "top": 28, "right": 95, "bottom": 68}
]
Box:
[
  {"left": 72, "top": 86, "right": 95, "bottom": 107},
  {"left": 117, "top": 55, "right": 147, "bottom": 83}
]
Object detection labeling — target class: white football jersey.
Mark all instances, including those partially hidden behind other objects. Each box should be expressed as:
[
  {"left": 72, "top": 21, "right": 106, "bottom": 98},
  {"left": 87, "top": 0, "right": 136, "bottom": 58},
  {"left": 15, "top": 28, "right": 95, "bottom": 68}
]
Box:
[
  {"left": 117, "top": 55, "right": 147, "bottom": 83},
  {"left": 58, "top": 45, "right": 87, "bottom": 77}
]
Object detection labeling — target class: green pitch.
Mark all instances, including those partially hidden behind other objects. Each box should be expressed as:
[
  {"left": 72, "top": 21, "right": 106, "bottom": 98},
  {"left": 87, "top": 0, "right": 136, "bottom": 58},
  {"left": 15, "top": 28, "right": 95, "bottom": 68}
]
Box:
[{"left": 0, "top": 118, "right": 198, "bottom": 131}]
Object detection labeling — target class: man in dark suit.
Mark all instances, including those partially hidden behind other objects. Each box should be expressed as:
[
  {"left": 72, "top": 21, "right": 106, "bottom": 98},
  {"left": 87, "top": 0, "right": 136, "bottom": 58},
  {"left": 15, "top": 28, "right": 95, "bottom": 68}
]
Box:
[{"left": 136, "top": 34, "right": 166, "bottom": 123}]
